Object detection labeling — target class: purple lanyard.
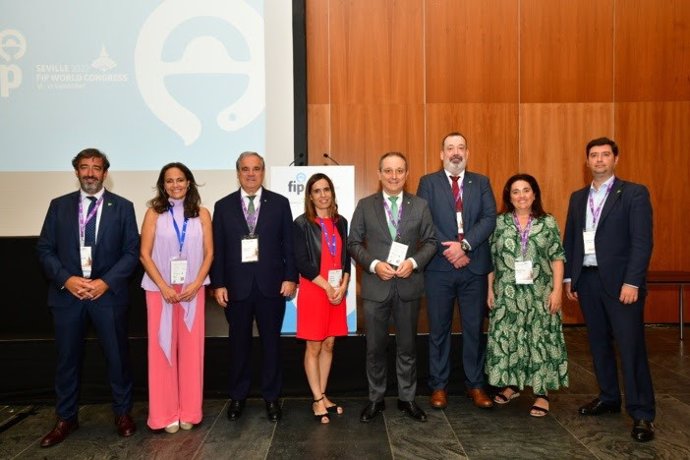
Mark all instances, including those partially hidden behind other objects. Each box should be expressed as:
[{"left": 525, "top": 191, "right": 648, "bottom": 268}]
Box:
[
  {"left": 169, "top": 208, "right": 189, "bottom": 255},
  {"left": 588, "top": 180, "right": 615, "bottom": 228},
  {"left": 241, "top": 195, "right": 259, "bottom": 234},
  {"left": 78, "top": 195, "right": 103, "bottom": 242},
  {"left": 318, "top": 218, "right": 337, "bottom": 257},
  {"left": 383, "top": 197, "right": 403, "bottom": 237},
  {"left": 512, "top": 213, "right": 533, "bottom": 258}
]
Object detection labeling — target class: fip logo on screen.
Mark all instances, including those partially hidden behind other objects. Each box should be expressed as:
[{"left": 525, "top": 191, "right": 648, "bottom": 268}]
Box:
[
  {"left": 288, "top": 173, "right": 307, "bottom": 196},
  {"left": 0, "top": 29, "right": 26, "bottom": 98}
]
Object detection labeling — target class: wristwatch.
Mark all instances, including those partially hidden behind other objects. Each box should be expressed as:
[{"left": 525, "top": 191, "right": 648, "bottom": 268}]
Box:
[{"left": 460, "top": 240, "right": 471, "bottom": 252}]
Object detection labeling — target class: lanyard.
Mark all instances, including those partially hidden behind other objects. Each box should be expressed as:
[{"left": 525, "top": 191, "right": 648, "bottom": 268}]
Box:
[
  {"left": 169, "top": 208, "right": 188, "bottom": 255},
  {"left": 588, "top": 180, "right": 615, "bottom": 228},
  {"left": 78, "top": 195, "right": 103, "bottom": 242},
  {"left": 512, "top": 213, "right": 533, "bottom": 258},
  {"left": 318, "top": 218, "right": 337, "bottom": 257}
]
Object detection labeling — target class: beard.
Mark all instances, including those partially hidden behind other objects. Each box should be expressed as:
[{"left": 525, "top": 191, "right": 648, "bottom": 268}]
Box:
[
  {"left": 80, "top": 177, "right": 103, "bottom": 194},
  {"left": 445, "top": 155, "right": 466, "bottom": 174}
]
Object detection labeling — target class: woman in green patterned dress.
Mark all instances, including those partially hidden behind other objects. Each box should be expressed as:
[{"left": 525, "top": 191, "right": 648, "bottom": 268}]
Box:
[{"left": 485, "top": 173, "right": 568, "bottom": 417}]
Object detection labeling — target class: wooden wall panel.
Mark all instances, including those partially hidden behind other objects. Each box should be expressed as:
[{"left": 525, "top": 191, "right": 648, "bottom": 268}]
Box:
[
  {"left": 307, "top": 105, "right": 330, "bottom": 165},
  {"left": 330, "top": 104, "right": 425, "bottom": 200},
  {"left": 519, "top": 103, "right": 614, "bottom": 324},
  {"left": 615, "top": 0, "right": 690, "bottom": 102},
  {"left": 615, "top": 102, "right": 690, "bottom": 271},
  {"left": 424, "top": 103, "right": 519, "bottom": 198},
  {"left": 329, "top": 0, "right": 423, "bottom": 104},
  {"left": 306, "top": 0, "right": 330, "bottom": 104},
  {"left": 425, "top": 0, "right": 518, "bottom": 103},
  {"left": 520, "top": 0, "right": 614, "bottom": 103}
]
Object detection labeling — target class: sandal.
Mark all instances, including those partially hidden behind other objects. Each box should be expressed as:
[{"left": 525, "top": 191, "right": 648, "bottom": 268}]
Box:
[
  {"left": 312, "top": 397, "right": 330, "bottom": 424},
  {"left": 494, "top": 386, "right": 520, "bottom": 405},
  {"left": 530, "top": 395, "right": 550, "bottom": 417},
  {"left": 323, "top": 393, "right": 344, "bottom": 415}
]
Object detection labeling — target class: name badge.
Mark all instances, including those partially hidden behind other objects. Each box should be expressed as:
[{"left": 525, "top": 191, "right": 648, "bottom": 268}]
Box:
[
  {"left": 328, "top": 269, "right": 343, "bottom": 288},
  {"left": 80, "top": 246, "right": 93, "bottom": 278},
  {"left": 456, "top": 211, "right": 464, "bottom": 235},
  {"left": 387, "top": 241, "right": 409, "bottom": 267},
  {"left": 583, "top": 229, "right": 596, "bottom": 255},
  {"left": 170, "top": 258, "right": 188, "bottom": 285},
  {"left": 514, "top": 259, "right": 534, "bottom": 284},
  {"left": 241, "top": 236, "right": 259, "bottom": 263}
]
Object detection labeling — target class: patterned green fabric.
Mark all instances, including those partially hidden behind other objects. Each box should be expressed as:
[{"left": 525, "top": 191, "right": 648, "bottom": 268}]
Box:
[{"left": 485, "top": 213, "right": 569, "bottom": 394}]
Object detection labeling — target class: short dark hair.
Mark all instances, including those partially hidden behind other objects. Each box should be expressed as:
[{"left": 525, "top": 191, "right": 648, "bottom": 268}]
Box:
[
  {"left": 304, "top": 173, "right": 339, "bottom": 222},
  {"left": 586, "top": 137, "right": 619, "bottom": 157},
  {"left": 378, "top": 151, "right": 408, "bottom": 171},
  {"left": 501, "top": 173, "right": 547, "bottom": 218},
  {"left": 148, "top": 162, "right": 202, "bottom": 218},
  {"left": 71, "top": 148, "right": 110, "bottom": 171},
  {"left": 441, "top": 131, "right": 468, "bottom": 150}
]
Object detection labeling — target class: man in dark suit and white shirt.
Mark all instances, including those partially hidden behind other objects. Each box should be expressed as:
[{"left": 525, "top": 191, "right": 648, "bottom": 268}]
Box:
[
  {"left": 348, "top": 152, "right": 437, "bottom": 423},
  {"left": 564, "top": 137, "right": 655, "bottom": 442},
  {"left": 417, "top": 132, "right": 497, "bottom": 410},
  {"left": 36, "top": 148, "right": 139, "bottom": 447},
  {"left": 210, "top": 151, "right": 297, "bottom": 423}
]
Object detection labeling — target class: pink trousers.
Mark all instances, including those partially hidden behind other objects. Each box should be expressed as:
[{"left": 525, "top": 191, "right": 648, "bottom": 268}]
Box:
[{"left": 146, "top": 290, "right": 205, "bottom": 429}]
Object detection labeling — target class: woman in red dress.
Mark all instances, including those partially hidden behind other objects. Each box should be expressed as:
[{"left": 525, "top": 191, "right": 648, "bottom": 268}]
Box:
[{"left": 293, "top": 173, "right": 350, "bottom": 423}]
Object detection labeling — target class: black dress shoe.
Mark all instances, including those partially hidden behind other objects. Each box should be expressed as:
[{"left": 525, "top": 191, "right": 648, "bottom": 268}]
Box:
[
  {"left": 631, "top": 419, "right": 655, "bottom": 442},
  {"left": 114, "top": 413, "right": 137, "bottom": 437},
  {"left": 40, "top": 418, "right": 79, "bottom": 448},
  {"left": 360, "top": 400, "right": 385, "bottom": 423},
  {"left": 227, "top": 399, "right": 246, "bottom": 421},
  {"left": 578, "top": 398, "right": 621, "bottom": 416},
  {"left": 265, "top": 400, "right": 282, "bottom": 422},
  {"left": 397, "top": 400, "right": 427, "bottom": 422}
]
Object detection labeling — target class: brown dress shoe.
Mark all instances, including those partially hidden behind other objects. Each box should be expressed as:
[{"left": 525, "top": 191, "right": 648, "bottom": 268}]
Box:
[
  {"left": 40, "top": 418, "right": 79, "bottom": 448},
  {"left": 430, "top": 389, "right": 448, "bottom": 409},
  {"left": 466, "top": 388, "right": 494, "bottom": 408},
  {"left": 115, "top": 414, "right": 137, "bottom": 437}
]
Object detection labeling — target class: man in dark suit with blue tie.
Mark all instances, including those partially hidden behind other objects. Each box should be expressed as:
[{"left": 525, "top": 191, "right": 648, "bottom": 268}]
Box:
[
  {"left": 417, "top": 132, "right": 497, "bottom": 410},
  {"left": 349, "top": 152, "right": 437, "bottom": 423},
  {"left": 564, "top": 137, "right": 655, "bottom": 442},
  {"left": 210, "top": 151, "right": 297, "bottom": 423},
  {"left": 36, "top": 148, "right": 140, "bottom": 447}
]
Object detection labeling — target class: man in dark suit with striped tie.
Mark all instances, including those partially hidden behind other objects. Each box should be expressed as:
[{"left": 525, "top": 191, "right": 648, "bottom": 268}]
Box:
[
  {"left": 417, "top": 132, "right": 497, "bottom": 410},
  {"left": 36, "top": 148, "right": 140, "bottom": 447}
]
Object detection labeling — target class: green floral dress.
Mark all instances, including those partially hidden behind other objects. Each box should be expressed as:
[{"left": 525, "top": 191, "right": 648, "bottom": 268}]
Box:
[{"left": 485, "top": 213, "right": 568, "bottom": 394}]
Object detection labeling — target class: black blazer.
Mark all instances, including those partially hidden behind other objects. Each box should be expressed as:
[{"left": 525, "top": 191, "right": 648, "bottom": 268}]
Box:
[
  {"left": 293, "top": 214, "right": 350, "bottom": 281},
  {"left": 36, "top": 190, "right": 140, "bottom": 307},
  {"left": 564, "top": 178, "right": 653, "bottom": 298},
  {"left": 210, "top": 188, "right": 298, "bottom": 301}
]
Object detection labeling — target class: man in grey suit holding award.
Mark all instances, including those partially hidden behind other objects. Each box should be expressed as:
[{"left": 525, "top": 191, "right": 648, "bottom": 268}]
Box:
[
  {"left": 417, "top": 132, "right": 497, "bottom": 410},
  {"left": 349, "top": 152, "right": 437, "bottom": 423}
]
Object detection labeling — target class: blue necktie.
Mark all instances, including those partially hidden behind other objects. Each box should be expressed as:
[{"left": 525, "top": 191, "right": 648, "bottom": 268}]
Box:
[{"left": 84, "top": 197, "right": 97, "bottom": 246}]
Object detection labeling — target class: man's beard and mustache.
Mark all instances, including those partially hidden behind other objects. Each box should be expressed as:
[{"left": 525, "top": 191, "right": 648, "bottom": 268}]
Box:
[
  {"left": 446, "top": 154, "right": 466, "bottom": 174},
  {"left": 80, "top": 176, "right": 104, "bottom": 194}
]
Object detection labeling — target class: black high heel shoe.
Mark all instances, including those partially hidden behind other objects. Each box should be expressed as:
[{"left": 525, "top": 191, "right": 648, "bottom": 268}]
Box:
[
  {"left": 323, "top": 393, "right": 343, "bottom": 415},
  {"left": 312, "top": 397, "right": 330, "bottom": 424}
]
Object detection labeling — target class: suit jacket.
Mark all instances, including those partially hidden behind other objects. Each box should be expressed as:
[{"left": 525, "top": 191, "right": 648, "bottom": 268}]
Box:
[
  {"left": 293, "top": 214, "right": 350, "bottom": 281},
  {"left": 417, "top": 170, "right": 496, "bottom": 275},
  {"left": 210, "top": 188, "right": 298, "bottom": 301},
  {"left": 348, "top": 192, "right": 437, "bottom": 302},
  {"left": 563, "top": 178, "right": 653, "bottom": 298},
  {"left": 36, "top": 190, "right": 140, "bottom": 307}
]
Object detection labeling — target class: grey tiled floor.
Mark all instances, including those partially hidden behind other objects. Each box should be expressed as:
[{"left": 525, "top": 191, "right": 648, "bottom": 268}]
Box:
[{"left": 2, "top": 327, "right": 690, "bottom": 459}]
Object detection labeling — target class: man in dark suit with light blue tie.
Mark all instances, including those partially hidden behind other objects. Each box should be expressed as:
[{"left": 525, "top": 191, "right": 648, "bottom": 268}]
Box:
[
  {"left": 36, "top": 148, "right": 140, "bottom": 447},
  {"left": 564, "top": 137, "right": 655, "bottom": 442},
  {"left": 417, "top": 132, "right": 497, "bottom": 410},
  {"left": 211, "top": 151, "right": 297, "bottom": 423},
  {"left": 349, "top": 152, "right": 437, "bottom": 423}
]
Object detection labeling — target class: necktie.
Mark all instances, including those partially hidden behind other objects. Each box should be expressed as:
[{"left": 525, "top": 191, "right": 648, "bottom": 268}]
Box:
[
  {"left": 451, "top": 176, "right": 463, "bottom": 212},
  {"left": 84, "top": 196, "right": 97, "bottom": 246},
  {"left": 451, "top": 176, "right": 464, "bottom": 240},
  {"left": 246, "top": 195, "right": 257, "bottom": 232},
  {"left": 388, "top": 196, "right": 398, "bottom": 239}
]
